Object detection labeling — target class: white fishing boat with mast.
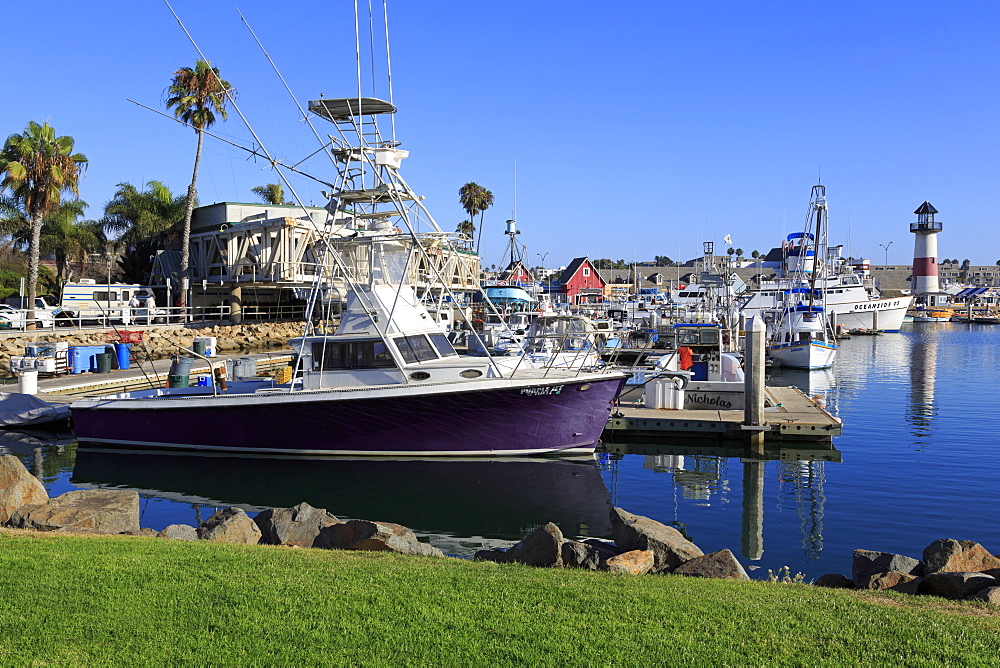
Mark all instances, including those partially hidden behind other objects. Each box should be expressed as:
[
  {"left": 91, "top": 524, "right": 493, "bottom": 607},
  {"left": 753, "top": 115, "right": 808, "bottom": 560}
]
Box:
[
  {"left": 765, "top": 185, "right": 838, "bottom": 370},
  {"left": 71, "top": 3, "right": 627, "bottom": 456}
]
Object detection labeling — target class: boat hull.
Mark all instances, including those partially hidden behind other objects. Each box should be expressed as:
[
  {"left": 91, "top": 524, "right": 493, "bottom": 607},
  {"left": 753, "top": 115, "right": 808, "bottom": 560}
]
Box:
[
  {"left": 768, "top": 341, "right": 838, "bottom": 370},
  {"left": 71, "top": 373, "right": 628, "bottom": 456},
  {"left": 744, "top": 295, "right": 912, "bottom": 332}
]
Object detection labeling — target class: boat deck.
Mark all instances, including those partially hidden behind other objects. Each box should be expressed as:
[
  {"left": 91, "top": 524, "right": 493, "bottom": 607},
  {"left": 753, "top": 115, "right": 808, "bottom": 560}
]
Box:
[
  {"left": 32, "top": 351, "right": 294, "bottom": 397},
  {"left": 603, "top": 386, "right": 841, "bottom": 444}
]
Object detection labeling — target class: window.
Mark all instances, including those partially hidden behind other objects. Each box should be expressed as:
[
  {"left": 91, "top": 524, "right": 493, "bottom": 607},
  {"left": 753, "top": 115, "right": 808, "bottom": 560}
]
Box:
[
  {"left": 94, "top": 291, "right": 119, "bottom": 302},
  {"left": 583, "top": 267, "right": 590, "bottom": 277},
  {"left": 311, "top": 340, "right": 395, "bottom": 370},
  {"left": 699, "top": 329, "right": 720, "bottom": 345},
  {"left": 396, "top": 335, "right": 438, "bottom": 363},
  {"left": 429, "top": 332, "right": 457, "bottom": 358}
]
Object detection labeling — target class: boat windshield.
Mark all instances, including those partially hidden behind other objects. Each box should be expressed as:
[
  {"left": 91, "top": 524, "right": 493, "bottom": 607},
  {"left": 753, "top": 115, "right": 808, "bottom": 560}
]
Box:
[
  {"left": 395, "top": 334, "right": 438, "bottom": 363},
  {"left": 525, "top": 316, "right": 592, "bottom": 352},
  {"left": 428, "top": 332, "right": 457, "bottom": 358},
  {"left": 311, "top": 340, "right": 396, "bottom": 371},
  {"left": 676, "top": 327, "right": 719, "bottom": 345}
]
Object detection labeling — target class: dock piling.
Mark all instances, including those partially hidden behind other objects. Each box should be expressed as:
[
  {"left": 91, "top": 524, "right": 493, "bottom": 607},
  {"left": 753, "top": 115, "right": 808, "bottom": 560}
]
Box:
[{"left": 743, "top": 316, "right": 766, "bottom": 455}]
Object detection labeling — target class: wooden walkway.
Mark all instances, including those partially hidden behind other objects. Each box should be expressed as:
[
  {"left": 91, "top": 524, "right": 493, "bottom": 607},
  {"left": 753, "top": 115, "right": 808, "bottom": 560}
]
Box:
[{"left": 603, "top": 386, "right": 841, "bottom": 444}]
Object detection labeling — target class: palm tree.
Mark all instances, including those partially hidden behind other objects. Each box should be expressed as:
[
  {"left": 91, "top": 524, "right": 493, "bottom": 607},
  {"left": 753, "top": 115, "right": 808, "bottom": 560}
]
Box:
[
  {"left": 251, "top": 183, "right": 290, "bottom": 205},
  {"left": 1, "top": 198, "right": 100, "bottom": 284},
  {"left": 166, "top": 60, "right": 235, "bottom": 308},
  {"left": 455, "top": 219, "right": 475, "bottom": 243},
  {"left": 0, "top": 121, "right": 87, "bottom": 326},
  {"left": 458, "top": 182, "right": 494, "bottom": 253},
  {"left": 102, "top": 181, "right": 186, "bottom": 248},
  {"left": 37, "top": 199, "right": 102, "bottom": 286},
  {"left": 102, "top": 181, "right": 186, "bottom": 284}
]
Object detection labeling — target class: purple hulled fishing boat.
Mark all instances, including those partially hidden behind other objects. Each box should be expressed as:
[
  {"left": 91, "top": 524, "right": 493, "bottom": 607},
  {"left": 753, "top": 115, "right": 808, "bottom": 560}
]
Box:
[{"left": 71, "top": 86, "right": 627, "bottom": 455}]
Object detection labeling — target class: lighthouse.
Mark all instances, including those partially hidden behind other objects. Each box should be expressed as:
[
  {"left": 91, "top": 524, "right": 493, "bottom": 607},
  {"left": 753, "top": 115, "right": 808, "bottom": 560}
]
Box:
[{"left": 910, "top": 201, "right": 944, "bottom": 306}]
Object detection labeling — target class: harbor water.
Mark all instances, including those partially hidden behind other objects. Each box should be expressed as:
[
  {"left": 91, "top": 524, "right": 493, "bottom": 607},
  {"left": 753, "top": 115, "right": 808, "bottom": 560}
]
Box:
[{"left": 4, "top": 322, "right": 998, "bottom": 579}]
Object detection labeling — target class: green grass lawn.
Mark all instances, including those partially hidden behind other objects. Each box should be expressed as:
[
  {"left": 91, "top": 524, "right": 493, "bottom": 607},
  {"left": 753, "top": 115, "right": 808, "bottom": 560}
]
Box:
[{"left": 1, "top": 530, "right": 997, "bottom": 665}]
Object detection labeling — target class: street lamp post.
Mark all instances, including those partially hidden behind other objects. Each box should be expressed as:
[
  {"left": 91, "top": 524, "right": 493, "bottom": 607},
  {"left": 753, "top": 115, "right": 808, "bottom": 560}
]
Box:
[
  {"left": 879, "top": 242, "right": 893, "bottom": 271},
  {"left": 536, "top": 252, "right": 549, "bottom": 278}
]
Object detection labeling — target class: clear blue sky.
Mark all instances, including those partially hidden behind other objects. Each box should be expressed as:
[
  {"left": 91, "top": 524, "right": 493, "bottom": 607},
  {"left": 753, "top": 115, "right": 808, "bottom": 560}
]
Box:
[{"left": 4, "top": 1, "right": 998, "bottom": 269}]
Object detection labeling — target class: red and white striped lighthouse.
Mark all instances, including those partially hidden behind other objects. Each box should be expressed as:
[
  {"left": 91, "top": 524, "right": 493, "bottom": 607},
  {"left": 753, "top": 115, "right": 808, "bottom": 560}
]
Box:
[{"left": 910, "top": 201, "right": 942, "bottom": 299}]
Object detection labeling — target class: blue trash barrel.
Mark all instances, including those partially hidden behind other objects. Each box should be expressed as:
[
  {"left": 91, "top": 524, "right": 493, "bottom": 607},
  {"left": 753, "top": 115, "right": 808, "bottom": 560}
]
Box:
[{"left": 115, "top": 343, "right": 131, "bottom": 370}]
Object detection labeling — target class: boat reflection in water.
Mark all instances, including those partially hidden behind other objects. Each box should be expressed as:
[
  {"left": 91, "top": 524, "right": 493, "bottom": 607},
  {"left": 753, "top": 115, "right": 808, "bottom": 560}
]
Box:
[
  {"left": 71, "top": 448, "right": 613, "bottom": 551},
  {"left": 0, "top": 429, "right": 75, "bottom": 479},
  {"left": 601, "top": 440, "right": 840, "bottom": 565}
]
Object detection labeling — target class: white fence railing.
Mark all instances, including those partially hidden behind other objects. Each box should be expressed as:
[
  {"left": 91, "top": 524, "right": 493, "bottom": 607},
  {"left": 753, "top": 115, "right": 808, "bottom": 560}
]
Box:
[{"left": 0, "top": 304, "right": 310, "bottom": 333}]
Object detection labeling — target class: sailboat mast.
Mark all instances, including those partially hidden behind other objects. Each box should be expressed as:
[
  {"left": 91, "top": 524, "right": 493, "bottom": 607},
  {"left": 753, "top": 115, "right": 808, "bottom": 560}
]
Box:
[{"left": 807, "top": 185, "right": 826, "bottom": 309}]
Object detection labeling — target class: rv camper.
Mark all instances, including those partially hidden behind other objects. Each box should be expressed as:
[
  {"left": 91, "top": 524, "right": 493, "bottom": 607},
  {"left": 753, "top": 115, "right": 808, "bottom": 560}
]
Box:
[{"left": 59, "top": 281, "right": 159, "bottom": 324}]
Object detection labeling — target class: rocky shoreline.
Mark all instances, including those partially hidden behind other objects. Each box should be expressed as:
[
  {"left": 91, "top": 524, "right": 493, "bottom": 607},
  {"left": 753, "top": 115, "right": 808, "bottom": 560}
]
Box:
[
  {"left": 1, "top": 454, "right": 997, "bottom": 603},
  {"left": 0, "top": 322, "right": 307, "bottom": 376}
]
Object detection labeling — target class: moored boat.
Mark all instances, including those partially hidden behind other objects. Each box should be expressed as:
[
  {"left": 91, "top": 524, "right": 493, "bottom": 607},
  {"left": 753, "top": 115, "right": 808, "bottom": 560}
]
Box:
[
  {"left": 71, "top": 81, "right": 627, "bottom": 455},
  {"left": 765, "top": 185, "right": 839, "bottom": 370}
]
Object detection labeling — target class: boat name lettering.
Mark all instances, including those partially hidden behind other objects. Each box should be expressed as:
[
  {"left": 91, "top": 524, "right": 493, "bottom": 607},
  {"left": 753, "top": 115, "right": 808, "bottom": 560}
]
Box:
[
  {"left": 686, "top": 393, "right": 733, "bottom": 409},
  {"left": 853, "top": 299, "right": 901, "bottom": 311},
  {"left": 521, "top": 385, "right": 564, "bottom": 396}
]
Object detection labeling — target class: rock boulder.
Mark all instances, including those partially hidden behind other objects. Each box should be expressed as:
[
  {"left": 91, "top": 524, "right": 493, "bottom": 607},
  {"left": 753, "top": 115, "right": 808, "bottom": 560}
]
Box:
[
  {"left": 852, "top": 549, "right": 923, "bottom": 586},
  {"left": 500, "top": 523, "right": 564, "bottom": 567},
  {"left": 316, "top": 519, "right": 443, "bottom": 557},
  {"left": 672, "top": 549, "right": 750, "bottom": 580},
  {"left": 603, "top": 549, "right": 655, "bottom": 575},
  {"left": 920, "top": 572, "right": 997, "bottom": 600},
  {"left": 0, "top": 455, "right": 47, "bottom": 525},
  {"left": 198, "top": 507, "right": 262, "bottom": 544},
  {"left": 158, "top": 524, "right": 198, "bottom": 541},
  {"left": 966, "top": 586, "right": 1000, "bottom": 605},
  {"left": 7, "top": 489, "right": 139, "bottom": 534},
  {"left": 815, "top": 573, "right": 855, "bottom": 589},
  {"left": 859, "top": 571, "right": 923, "bottom": 594},
  {"left": 923, "top": 539, "right": 1000, "bottom": 575},
  {"left": 255, "top": 502, "right": 342, "bottom": 547},
  {"left": 561, "top": 541, "right": 603, "bottom": 570},
  {"left": 609, "top": 507, "right": 703, "bottom": 573}
]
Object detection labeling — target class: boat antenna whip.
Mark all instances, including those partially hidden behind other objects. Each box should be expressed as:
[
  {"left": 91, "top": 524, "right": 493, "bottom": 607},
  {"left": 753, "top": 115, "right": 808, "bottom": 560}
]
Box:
[
  {"left": 236, "top": 7, "right": 340, "bottom": 169},
  {"left": 125, "top": 100, "right": 336, "bottom": 188},
  {"left": 162, "top": 0, "right": 313, "bottom": 214},
  {"left": 161, "top": 0, "right": 389, "bottom": 385}
]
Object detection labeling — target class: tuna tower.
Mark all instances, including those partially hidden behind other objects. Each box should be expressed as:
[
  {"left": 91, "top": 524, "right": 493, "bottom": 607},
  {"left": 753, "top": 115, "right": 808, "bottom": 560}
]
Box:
[{"left": 910, "top": 201, "right": 944, "bottom": 305}]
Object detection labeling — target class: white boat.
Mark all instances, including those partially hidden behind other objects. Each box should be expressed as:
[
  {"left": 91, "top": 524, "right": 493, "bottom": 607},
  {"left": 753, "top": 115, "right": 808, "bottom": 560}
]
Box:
[
  {"left": 767, "top": 304, "right": 838, "bottom": 370},
  {"left": 765, "top": 185, "right": 839, "bottom": 370},
  {"left": 70, "top": 17, "right": 627, "bottom": 457},
  {"left": 734, "top": 191, "right": 912, "bottom": 331},
  {"left": 617, "top": 322, "right": 746, "bottom": 410}
]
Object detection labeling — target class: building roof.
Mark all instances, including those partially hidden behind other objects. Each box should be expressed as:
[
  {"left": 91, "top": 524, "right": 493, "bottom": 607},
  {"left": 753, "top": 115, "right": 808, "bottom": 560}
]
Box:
[
  {"left": 556, "top": 257, "right": 591, "bottom": 285},
  {"left": 914, "top": 201, "right": 938, "bottom": 215}
]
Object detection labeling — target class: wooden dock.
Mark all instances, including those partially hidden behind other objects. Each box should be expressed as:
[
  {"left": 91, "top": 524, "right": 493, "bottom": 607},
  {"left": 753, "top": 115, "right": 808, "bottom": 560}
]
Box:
[{"left": 603, "top": 386, "right": 841, "bottom": 444}]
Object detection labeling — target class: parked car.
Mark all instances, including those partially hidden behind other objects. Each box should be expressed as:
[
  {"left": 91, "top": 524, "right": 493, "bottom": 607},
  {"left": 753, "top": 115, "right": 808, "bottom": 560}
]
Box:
[{"left": 0, "top": 303, "right": 56, "bottom": 329}]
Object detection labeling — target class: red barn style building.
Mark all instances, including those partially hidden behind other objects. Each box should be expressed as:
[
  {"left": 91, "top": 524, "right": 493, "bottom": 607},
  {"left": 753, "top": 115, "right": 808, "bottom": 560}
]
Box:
[
  {"left": 495, "top": 260, "right": 534, "bottom": 286},
  {"left": 551, "top": 257, "right": 606, "bottom": 305}
]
